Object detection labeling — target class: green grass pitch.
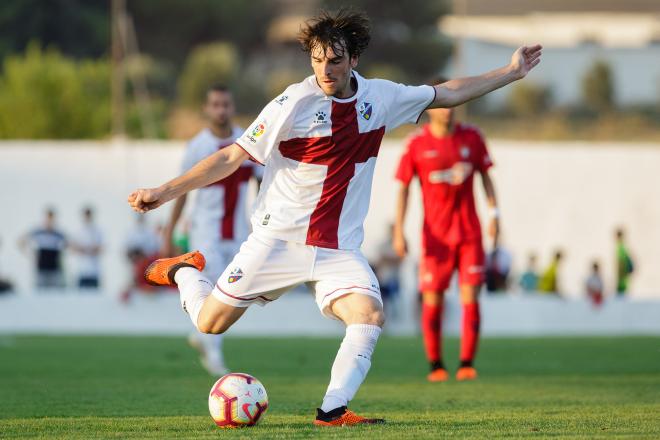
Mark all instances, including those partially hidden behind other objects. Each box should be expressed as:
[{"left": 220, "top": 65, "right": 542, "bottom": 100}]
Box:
[{"left": 1, "top": 335, "right": 659, "bottom": 439}]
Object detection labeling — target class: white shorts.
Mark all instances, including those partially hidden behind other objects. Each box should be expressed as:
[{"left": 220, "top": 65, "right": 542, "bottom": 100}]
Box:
[{"left": 211, "top": 233, "right": 382, "bottom": 320}]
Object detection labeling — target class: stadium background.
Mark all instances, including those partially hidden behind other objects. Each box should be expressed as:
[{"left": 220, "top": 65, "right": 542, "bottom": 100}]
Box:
[{"left": 0, "top": 1, "right": 659, "bottom": 438}]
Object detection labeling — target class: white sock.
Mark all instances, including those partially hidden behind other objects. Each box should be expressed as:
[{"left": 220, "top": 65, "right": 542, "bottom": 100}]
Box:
[
  {"left": 201, "top": 333, "right": 224, "bottom": 365},
  {"left": 321, "top": 324, "right": 382, "bottom": 412},
  {"left": 174, "top": 267, "right": 214, "bottom": 331}
]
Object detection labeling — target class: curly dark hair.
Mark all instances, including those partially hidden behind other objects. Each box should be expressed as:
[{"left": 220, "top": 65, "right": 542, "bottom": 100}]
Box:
[{"left": 298, "top": 8, "right": 371, "bottom": 59}]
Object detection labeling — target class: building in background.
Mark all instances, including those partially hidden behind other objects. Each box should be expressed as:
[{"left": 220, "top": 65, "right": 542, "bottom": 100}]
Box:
[{"left": 440, "top": 0, "right": 660, "bottom": 110}]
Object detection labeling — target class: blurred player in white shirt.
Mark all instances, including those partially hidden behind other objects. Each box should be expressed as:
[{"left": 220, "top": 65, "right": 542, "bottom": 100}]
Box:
[
  {"left": 162, "top": 85, "right": 257, "bottom": 376},
  {"left": 129, "top": 9, "right": 542, "bottom": 425},
  {"left": 72, "top": 206, "right": 103, "bottom": 290}
]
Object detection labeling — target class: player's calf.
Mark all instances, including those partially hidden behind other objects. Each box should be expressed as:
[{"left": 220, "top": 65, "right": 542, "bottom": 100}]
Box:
[{"left": 196, "top": 296, "right": 246, "bottom": 334}]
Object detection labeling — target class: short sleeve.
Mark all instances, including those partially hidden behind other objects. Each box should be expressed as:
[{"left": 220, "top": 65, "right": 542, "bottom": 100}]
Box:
[
  {"left": 236, "top": 97, "right": 293, "bottom": 165},
  {"left": 395, "top": 141, "right": 417, "bottom": 185},
  {"left": 385, "top": 83, "right": 435, "bottom": 131}
]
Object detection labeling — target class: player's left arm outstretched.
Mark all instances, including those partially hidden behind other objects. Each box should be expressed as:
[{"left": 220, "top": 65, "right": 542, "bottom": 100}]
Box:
[
  {"left": 431, "top": 44, "right": 542, "bottom": 108},
  {"left": 128, "top": 144, "right": 248, "bottom": 213}
]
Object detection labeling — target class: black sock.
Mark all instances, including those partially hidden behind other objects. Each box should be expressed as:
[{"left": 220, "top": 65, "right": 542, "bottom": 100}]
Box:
[
  {"left": 316, "top": 406, "right": 347, "bottom": 421},
  {"left": 430, "top": 360, "right": 445, "bottom": 372},
  {"left": 460, "top": 360, "right": 473, "bottom": 368}
]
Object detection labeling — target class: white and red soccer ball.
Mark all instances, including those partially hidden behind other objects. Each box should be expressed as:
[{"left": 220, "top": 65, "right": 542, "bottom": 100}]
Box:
[{"left": 208, "top": 373, "right": 268, "bottom": 428}]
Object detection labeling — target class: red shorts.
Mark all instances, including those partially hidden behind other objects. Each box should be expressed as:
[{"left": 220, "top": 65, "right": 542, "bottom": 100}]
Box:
[{"left": 419, "top": 239, "right": 485, "bottom": 292}]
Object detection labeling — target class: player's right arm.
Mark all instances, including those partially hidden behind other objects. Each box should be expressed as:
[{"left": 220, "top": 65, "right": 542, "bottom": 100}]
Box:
[
  {"left": 392, "top": 139, "right": 417, "bottom": 258},
  {"left": 393, "top": 183, "right": 410, "bottom": 258},
  {"left": 128, "top": 143, "right": 248, "bottom": 213}
]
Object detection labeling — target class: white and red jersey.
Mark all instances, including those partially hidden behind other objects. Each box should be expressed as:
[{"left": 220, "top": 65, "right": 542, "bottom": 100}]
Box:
[
  {"left": 183, "top": 127, "right": 254, "bottom": 249},
  {"left": 236, "top": 71, "right": 435, "bottom": 250}
]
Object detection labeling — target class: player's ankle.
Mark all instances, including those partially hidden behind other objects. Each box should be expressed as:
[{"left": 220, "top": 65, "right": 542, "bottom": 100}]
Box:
[
  {"left": 316, "top": 406, "right": 347, "bottom": 421},
  {"left": 459, "top": 360, "right": 473, "bottom": 368},
  {"left": 173, "top": 266, "right": 199, "bottom": 285},
  {"left": 429, "top": 360, "right": 445, "bottom": 371}
]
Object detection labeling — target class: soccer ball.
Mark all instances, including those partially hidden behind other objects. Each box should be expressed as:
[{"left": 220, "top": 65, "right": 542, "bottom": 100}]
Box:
[{"left": 208, "top": 373, "right": 268, "bottom": 428}]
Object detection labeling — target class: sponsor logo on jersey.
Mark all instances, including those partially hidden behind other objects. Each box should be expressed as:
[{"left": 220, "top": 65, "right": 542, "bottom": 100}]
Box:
[
  {"left": 247, "top": 121, "right": 266, "bottom": 143},
  {"left": 358, "top": 102, "right": 372, "bottom": 120},
  {"left": 228, "top": 267, "right": 244, "bottom": 283},
  {"left": 274, "top": 95, "right": 288, "bottom": 105},
  {"left": 313, "top": 111, "right": 328, "bottom": 124},
  {"left": 428, "top": 162, "right": 473, "bottom": 185},
  {"left": 423, "top": 150, "right": 439, "bottom": 158},
  {"left": 262, "top": 213, "right": 270, "bottom": 225},
  {"left": 460, "top": 146, "right": 470, "bottom": 159}
]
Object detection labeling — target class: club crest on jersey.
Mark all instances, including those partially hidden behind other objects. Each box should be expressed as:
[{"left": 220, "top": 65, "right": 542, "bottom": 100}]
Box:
[
  {"left": 358, "top": 102, "right": 372, "bottom": 120},
  {"left": 313, "top": 111, "right": 328, "bottom": 124},
  {"left": 460, "top": 146, "right": 470, "bottom": 159},
  {"left": 227, "top": 267, "right": 244, "bottom": 284},
  {"left": 247, "top": 121, "right": 266, "bottom": 143},
  {"left": 274, "top": 95, "right": 288, "bottom": 105}
]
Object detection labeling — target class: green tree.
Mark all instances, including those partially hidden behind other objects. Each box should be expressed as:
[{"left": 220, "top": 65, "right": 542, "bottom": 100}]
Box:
[
  {"left": 319, "top": 0, "right": 452, "bottom": 83},
  {"left": 128, "top": 0, "right": 278, "bottom": 67},
  {"left": 0, "top": 0, "right": 109, "bottom": 61},
  {"left": 582, "top": 60, "right": 614, "bottom": 112},
  {"left": 0, "top": 43, "right": 110, "bottom": 139},
  {"left": 507, "top": 82, "right": 551, "bottom": 116},
  {"left": 176, "top": 42, "right": 239, "bottom": 109}
]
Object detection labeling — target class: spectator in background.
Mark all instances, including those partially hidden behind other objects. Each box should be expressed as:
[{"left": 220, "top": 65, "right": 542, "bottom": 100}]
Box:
[
  {"left": 585, "top": 260, "right": 604, "bottom": 308},
  {"left": 519, "top": 253, "right": 539, "bottom": 293},
  {"left": 121, "top": 215, "right": 162, "bottom": 302},
  {"left": 0, "top": 237, "right": 14, "bottom": 293},
  {"left": 171, "top": 219, "right": 191, "bottom": 255},
  {"left": 484, "top": 239, "right": 512, "bottom": 293},
  {"left": 71, "top": 206, "right": 103, "bottom": 290},
  {"left": 538, "top": 250, "right": 563, "bottom": 295},
  {"left": 125, "top": 215, "right": 160, "bottom": 258},
  {"left": 615, "top": 228, "right": 634, "bottom": 296},
  {"left": 372, "top": 224, "right": 402, "bottom": 319},
  {"left": 19, "top": 208, "right": 67, "bottom": 289}
]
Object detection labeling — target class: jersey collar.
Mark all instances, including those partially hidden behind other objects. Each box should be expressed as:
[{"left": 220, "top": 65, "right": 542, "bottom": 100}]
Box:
[{"left": 311, "top": 70, "right": 365, "bottom": 103}]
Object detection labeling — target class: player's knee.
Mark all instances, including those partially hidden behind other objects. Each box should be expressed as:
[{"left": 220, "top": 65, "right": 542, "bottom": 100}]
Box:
[
  {"left": 196, "top": 316, "right": 230, "bottom": 335},
  {"left": 357, "top": 307, "right": 385, "bottom": 327},
  {"left": 422, "top": 291, "right": 443, "bottom": 305},
  {"left": 370, "top": 309, "right": 386, "bottom": 327},
  {"left": 460, "top": 287, "right": 479, "bottom": 304}
]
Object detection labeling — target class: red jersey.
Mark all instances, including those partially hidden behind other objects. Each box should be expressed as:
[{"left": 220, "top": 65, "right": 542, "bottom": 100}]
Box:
[{"left": 395, "top": 123, "right": 492, "bottom": 245}]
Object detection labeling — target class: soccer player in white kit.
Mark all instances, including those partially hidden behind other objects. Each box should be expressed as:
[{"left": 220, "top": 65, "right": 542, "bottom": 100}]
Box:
[
  {"left": 129, "top": 9, "right": 542, "bottom": 426},
  {"left": 162, "top": 84, "right": 255, "bottom": 375}
]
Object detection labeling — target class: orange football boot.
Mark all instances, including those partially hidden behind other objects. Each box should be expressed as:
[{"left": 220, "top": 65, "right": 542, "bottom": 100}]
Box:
[
  {"left": 313, "top": 407, "right": 385, "bottom": 427},
  {"left": 427, "top": 368, "right": 449, "bottom": 382},
  {"left": 144, "top": 251, "right": 205, "bottom": 286},
  {"left": 455, "top": 366, "right": 478, "bottom": 381}
]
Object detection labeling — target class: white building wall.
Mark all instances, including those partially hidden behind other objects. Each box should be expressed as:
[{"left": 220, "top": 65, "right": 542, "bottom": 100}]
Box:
[
  {"left": 1, "top": 139, "right": 659, "bottom": 301},
  {"left": 447, "top": 40, "right": 660, "bottom": 108}
]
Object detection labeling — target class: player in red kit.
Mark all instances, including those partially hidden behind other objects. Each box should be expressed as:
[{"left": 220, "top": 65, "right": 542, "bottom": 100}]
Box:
[{"left": 393, "top": 80, "right": 499, "bottom": 382}]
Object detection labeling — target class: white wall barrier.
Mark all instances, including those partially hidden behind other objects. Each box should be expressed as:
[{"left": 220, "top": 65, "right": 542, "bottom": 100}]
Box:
[
  {"left": 1, "top": 139, "right": 659, "bottom": 335},
  {"left": 0, "top": 289, "right": 658, "bottom": 336}
]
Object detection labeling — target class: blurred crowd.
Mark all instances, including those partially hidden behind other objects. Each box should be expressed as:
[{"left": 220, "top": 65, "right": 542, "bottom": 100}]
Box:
[
  {"left": 0, "top": 206, "right": 635, "bottom": 309},
  {"left": 369, "top": 226, "right": 635, "bottom": 310}
]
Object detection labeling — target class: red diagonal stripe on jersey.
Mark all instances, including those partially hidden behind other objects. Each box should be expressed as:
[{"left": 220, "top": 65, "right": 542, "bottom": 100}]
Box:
[
  {"left": 207, "top": 141, "right": 253, "bottom": 240},
  {"left": 279, "top": 100, "right": 384, "bottom": 248}
]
